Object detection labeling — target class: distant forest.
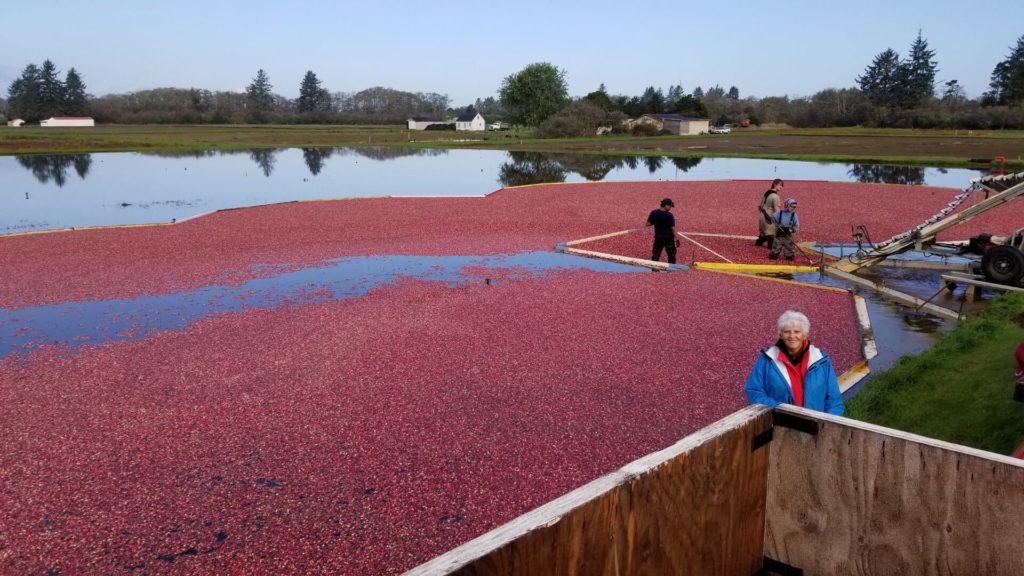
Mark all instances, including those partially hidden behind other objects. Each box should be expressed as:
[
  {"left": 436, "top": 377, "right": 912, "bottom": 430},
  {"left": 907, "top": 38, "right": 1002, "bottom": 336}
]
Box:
[{"left": 3, "top": 33, "right": 1023, "bottom": 130}]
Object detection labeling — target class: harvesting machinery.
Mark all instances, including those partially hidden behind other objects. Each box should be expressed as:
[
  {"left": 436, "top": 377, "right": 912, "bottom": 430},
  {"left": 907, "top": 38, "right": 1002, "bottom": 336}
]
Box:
[{"left": 836, "top": 170, "right": 1024, "bottom": 285}]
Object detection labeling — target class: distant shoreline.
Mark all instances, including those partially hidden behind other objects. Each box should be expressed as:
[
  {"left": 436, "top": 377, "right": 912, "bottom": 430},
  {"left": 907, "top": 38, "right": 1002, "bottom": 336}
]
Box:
[{"left": 2, "top": 124, "right": 1023, "bottom": 169}]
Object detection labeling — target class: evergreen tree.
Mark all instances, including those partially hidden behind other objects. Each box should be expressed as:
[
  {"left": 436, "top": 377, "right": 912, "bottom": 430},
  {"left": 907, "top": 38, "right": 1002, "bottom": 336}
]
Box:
[
  {"left": 245, "top": 69, "right": 275, "bottom": 123},
  {"left": 985, "top": 35, "right": 1024, "bottom": 105},
  {"left": 63, "top": 68, "right": 88, "bottom": 115},
  {"left": 7, "top": 64, "right": 41, "bottom": 121},
  {"left": 901, "top": 31, "right": 937, "bottom": 106},
  {"left": 941, "top": 80, "right": 966, "bottom": 103},
  {"left": 38, "top": 59, "right": 64, "bottom": 118},
  {"left": 640, "top": 86, "right": 665, "bottom": 113},
  {"left": 857, "top": 48, "right": 902, "bottom": 109},
  {"left": 668, "top": 94, "right": 707, "bottom": 118},
  {"left": 297, "top": 70, "right": 325, "bottom": 113},
  {"left": 692, "top": 86, "right": 704, "bottom": 99},
  {"left": 727, "top": 86, "right": 740, "bottom": 100},
  {"left": 705, "top": 85, "right": 726, "bottom": 98},
  {"left": 583, "top": 89, "right": 614, "bottom": 110}
]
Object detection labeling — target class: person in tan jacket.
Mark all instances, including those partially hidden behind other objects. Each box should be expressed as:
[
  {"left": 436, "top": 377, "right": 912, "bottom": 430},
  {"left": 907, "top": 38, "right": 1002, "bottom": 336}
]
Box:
[{"left": 756, "top": 178, "right": 783, "bottom": 249}]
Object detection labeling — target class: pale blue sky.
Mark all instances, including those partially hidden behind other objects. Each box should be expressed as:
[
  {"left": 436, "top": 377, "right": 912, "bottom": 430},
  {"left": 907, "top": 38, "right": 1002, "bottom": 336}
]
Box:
[{"left": 1, "top": 0, "right": 1019, "bottom": 105}]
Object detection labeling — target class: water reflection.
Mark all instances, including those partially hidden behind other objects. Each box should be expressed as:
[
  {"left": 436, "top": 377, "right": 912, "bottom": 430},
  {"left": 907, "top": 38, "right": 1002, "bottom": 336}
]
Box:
[
  {"left": 143, "top": 150, "right": 221, "bottom": 159},
  {"left": 643, "top": 156, "right": 664, "bottom": 173},
  {"left": 498, "top": 152, "right": 568, "bottom": 186},
  {"left": 1, "top": 251, "right": 640, "bottom": 359},
  {"left": 544, "top": 154, "right": 618, "bottom": 180},
  {"left": 17, "top": 154, "right": 92, "bottom": 187},
  {"left": 11, "top": 150, "right": 970, "bottom": 187},
  {"left": 3, "top": 149, "right": 986, "bottom": 234},
  {"left": 847, "top": 164, "right": 928, "bottom": 185},
  {"left": 249, "top": 149, "right": 278, "bottom": 177},
  {"left": 496, "top": 152, "right": 703, "bottom": 186},
  {"left": 671, "top": 157, "right": 702, "bottom": 172},
  {"left": 345, "top": 147, "right": 449, "bottom": 161},
  {"left": 302, "top": 148, "right": 333, "bottom": 176}
]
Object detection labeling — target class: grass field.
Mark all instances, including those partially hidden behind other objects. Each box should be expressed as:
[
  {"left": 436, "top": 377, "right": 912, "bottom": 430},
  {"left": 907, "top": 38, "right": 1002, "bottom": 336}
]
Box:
[
  {"left": 2, "top": 124, "right": 1024, "bottom": 168},
  {"left": 847, "top": 292, "right": 1024, "bottom": 454}
]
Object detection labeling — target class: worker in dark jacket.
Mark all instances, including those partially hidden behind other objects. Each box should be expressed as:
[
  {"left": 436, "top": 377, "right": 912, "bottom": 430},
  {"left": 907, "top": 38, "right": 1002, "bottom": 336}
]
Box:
[{"left": 646, "top": 198, "right": 679, "bottom": 264}]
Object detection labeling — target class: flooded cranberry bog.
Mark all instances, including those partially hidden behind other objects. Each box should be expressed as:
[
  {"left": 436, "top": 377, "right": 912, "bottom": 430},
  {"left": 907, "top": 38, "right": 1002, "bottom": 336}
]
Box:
[{"left": 2, "top": 179, "right": 1023, "bottom": 573}]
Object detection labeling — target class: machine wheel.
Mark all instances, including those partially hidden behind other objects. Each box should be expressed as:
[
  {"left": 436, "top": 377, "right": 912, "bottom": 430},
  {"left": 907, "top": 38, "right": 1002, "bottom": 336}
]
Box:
[{"left": 981, "top": 245, "right": 1024, "bottom": 285}]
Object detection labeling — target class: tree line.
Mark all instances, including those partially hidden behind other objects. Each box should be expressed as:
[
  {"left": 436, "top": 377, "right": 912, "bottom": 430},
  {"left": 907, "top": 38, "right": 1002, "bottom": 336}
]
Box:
[
  {"left": 6, "top": 59, "right": 88, "bottom": 121},
  {"left": 498, "top": 33, "right": 1024, "bottom": 136},
  {"left": 4, "top": 33, "right": 1022, "bottom": 130},
  {"left": 4, "top": 67, "right": 450, "bottom": 125},
  {"left": 87, "top": 69, "right": 450, "bottom": 125}
]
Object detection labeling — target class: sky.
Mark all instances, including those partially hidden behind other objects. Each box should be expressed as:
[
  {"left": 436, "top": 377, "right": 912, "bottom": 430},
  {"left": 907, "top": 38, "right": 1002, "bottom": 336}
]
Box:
[{"left": 1, "top": 0, "right": 1020, "bottom": 105}]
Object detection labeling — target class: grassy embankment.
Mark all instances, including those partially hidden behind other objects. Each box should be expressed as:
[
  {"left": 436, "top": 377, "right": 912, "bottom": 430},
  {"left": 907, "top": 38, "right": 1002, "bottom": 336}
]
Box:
[
  {"left": 848, "top": 292, "right": 1024, "bottom": 454},
  {"left": 2, "top": 124, "right": 1024, "bottom": 169}
]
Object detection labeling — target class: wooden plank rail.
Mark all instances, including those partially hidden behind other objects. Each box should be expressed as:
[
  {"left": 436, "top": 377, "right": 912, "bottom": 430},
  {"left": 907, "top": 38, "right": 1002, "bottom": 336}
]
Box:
[
  {"left": 825, "top": 266, "right": 963, "bottom": 321},
  {"left": 408, "top": 405, "right": 1024, "bottom": 575},
  {"left": 406, "top": 406, "right": 773, "bottom": 576},
  {"left": 766, "top": 405, "right": 1024, "bottom": 575}
]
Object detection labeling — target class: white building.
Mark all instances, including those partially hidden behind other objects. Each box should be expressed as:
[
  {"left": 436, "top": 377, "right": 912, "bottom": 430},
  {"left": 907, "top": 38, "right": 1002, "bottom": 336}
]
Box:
[
  {"left": 632, "top": 114, "right": 709, "bottom": 135},
  {"left": 40, "top": 116, "right": 95, "bottom": 127},
  {"left": 6, "top": 118, "right": 25, "bottom": 127},
  {"left": 407, "top": 117, "right": 447, "bottom": 130},
  {"left": 455, "top": 112, "right": 485, "bottom": 131}
]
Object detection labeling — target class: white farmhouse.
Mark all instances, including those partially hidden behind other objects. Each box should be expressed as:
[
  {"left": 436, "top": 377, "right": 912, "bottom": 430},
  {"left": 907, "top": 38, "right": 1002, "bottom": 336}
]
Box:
[
  {"left": 455, "top": 112, "right": 485, "bottom": 132},
  {"left": 6, "top": 118, "right": 25, "bottom": 127},
  {"left": 40, "top": 116, "right": 96, "bottom": 127}
]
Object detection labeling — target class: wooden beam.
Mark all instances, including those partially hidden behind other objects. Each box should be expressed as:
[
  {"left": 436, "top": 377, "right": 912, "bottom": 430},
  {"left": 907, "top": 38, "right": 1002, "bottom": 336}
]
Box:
[
  {"left": 405, "top": 406, "right": 773, "bottom": 576},
  {"left": 837, "top": 359, "right": 870, "bottom": 393},
  {"left": 563, "top": 247, "right": 685, "bottom": 271},
  {"left": 853, "top": 295, "right": 878, "bottom": 360},
  {"left": 564, "top": 229, "right": 635, "bottom": 247},
  {"left": 878, "top": 258, "right": 971, "bottom": 271},
  {"left": 695, "top": 262, "right": 818, "bottom": 274},
  {"left": 824, "top": 266, "right": 962, "bottom": 321},
  {"left": 940, "top": 273, "right": 1024, "bottom": 293}
]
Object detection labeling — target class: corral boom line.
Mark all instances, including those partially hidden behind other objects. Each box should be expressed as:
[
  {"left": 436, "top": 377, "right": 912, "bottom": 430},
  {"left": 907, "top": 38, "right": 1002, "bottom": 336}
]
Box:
[{"left": 679, "top": 233, "right": 733, "bottom": 264}]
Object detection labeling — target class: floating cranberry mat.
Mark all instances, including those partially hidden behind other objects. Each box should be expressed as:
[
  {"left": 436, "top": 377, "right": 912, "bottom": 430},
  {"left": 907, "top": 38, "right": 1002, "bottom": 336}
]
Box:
[
  {"left": 0, "top": 179, "right": 969, "bottom": 573},
  {"left": 4, "top": 180, "right": 1021, "bottom": 308}
]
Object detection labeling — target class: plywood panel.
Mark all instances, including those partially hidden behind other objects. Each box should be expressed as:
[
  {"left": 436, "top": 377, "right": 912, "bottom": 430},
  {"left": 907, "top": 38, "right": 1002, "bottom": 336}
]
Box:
[
  {"left": 766, "top": 405, "right": 1024, "bottom": 575},
  {"left": 407, "top": 406, "right": 773, "bottom": 576}
]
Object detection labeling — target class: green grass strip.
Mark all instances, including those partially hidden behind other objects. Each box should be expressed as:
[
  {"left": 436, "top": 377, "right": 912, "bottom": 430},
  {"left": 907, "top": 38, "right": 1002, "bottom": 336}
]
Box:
[{"left": 847, "top": 292, "right": 1024, "bottom": 454}]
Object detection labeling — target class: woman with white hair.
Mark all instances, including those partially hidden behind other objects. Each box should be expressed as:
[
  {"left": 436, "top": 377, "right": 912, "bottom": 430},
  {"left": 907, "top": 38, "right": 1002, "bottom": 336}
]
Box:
[{"left": 744, "top": 310, "right": 844, "bottom": 415}]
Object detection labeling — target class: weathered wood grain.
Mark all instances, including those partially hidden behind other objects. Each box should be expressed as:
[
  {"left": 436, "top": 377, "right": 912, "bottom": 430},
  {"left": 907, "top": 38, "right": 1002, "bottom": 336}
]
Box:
[
  {"left": 766, "top": 405, "right": 1024, "bottom": 575},
  {"left": 406, "top": 405, "right": 773, "bottom": 576}
]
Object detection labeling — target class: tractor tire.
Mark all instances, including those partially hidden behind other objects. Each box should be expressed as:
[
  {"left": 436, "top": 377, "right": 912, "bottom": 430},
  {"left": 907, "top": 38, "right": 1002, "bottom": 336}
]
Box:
[{"left": 981, "top": 245, "right": 1024, "bottom": 285}]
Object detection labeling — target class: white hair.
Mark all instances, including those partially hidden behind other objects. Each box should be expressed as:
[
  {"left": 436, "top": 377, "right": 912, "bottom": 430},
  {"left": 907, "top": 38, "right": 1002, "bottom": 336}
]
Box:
[{"left": 776, "top": 310, "right": 810, "bottom": 336}]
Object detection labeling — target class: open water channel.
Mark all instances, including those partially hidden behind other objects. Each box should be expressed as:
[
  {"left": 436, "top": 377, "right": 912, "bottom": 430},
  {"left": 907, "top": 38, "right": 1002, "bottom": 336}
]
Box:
[
  {"left": 1, "top": 147, "right": 984, "bottom": 233},
  {"left": 0, "top": 147, "right": 998, "bottom": 385}
]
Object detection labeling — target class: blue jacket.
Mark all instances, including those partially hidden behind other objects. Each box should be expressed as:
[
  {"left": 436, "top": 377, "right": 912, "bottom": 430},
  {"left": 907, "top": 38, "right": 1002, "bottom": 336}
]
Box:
[
  {"left": 771, "top": 209, "right": 799, "bottom": 232},
  {"left": 744, "top": 345, "right": 844, "bottom": 415}
]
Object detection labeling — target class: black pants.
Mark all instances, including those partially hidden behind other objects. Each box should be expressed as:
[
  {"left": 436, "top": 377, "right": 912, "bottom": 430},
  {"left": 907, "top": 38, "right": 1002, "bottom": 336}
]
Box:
[{"left": 652, "top": 238, "right": 677, "bottom": 264}]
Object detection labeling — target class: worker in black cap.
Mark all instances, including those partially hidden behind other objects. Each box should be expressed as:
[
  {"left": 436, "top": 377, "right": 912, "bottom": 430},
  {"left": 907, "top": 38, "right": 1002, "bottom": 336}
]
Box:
[{"left": 646, "top": 198, "right": 679, "bottom": 264}]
